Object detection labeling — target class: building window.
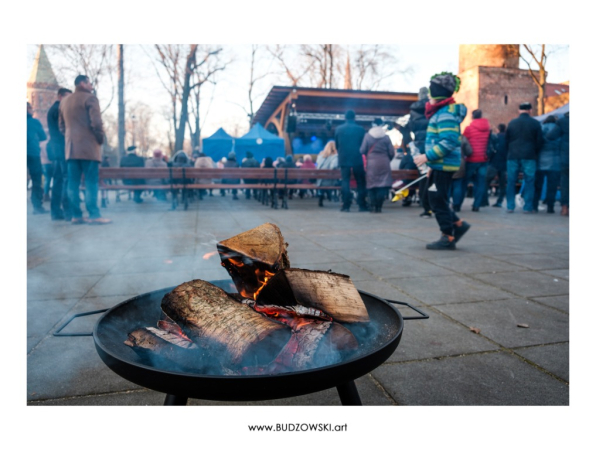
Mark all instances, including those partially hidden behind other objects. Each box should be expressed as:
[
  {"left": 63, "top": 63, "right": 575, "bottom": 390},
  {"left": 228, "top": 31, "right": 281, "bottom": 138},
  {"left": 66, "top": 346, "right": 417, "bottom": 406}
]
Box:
[{"left": 504, "top": 95, "right": 508, "bottom": 105}]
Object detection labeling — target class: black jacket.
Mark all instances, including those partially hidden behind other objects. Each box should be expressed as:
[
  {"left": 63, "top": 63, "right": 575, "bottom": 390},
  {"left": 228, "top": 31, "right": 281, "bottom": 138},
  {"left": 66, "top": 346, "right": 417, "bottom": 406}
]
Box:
[
  {"left": 553, "top": 114, "right": 569, "bottom": 167},
  {"left": 334, "top": 120, "right": 366, "bottom": 167},
  {"left": 408, "top": 100, "right": 429, "bottom": 153},
  {"left": 242, "top": 156, "right": 260, "bottom": 184},
  {"left": 120, "top": 153, "right": 145, "bottom": 185},
  {"left": 46, "top": 101, "right": 65, "bottom": 161},
  {"left": 505, "top": 113, "right": 544, "bottom": 160},
  {"left": 490, "top": 131, "right": 508, "bottom": 172}
]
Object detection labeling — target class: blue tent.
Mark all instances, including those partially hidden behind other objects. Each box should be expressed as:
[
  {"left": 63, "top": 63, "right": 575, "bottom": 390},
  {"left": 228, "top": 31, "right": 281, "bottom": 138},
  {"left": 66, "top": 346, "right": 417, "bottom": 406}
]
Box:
[
  {"left": 235, "top": 123, "right": 285, "bottom": 163},
  {"left": 202, "top": 127, "right": 234, "bottom": 162}
]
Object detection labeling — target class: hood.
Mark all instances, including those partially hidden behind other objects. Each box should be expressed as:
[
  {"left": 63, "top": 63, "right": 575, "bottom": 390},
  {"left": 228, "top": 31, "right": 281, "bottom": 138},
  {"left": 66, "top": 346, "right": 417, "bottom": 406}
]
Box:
[
  {"left": 469, "top": 118, "right": 491, "bottom": 132},
  {"left": 173, "top": 151, "right": 189, "bottom": 163},
  {"left": 451, "top": 104, "right": 467, "bottom": 124},
  {"left": 368, "top": 126, "right": 386, "bottom": 139},
  {"left": 410, "top": 99, "right": 426, "bottom": 114}
]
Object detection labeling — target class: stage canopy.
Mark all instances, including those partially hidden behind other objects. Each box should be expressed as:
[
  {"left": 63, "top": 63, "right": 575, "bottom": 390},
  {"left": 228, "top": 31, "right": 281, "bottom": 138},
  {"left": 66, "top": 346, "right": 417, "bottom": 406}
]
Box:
[
  {"left": 201, "top": 127, "right": 234, "bottom": 162},
  {"left": 235, "top": 123, "right": 285, "bottom": 162}
]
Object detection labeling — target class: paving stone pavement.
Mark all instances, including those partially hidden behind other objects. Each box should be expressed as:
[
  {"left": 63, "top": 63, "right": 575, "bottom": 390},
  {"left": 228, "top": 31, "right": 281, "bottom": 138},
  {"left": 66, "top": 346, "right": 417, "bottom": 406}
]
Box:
[{"left": 26, "top": 192, "right": 569, "bottom": 406}]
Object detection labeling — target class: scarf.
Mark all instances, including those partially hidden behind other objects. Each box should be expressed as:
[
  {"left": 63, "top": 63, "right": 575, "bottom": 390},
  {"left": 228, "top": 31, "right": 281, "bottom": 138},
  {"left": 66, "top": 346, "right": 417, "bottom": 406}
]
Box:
[{"left": 425, "top": 97, "right": 455, "bottom": 119}]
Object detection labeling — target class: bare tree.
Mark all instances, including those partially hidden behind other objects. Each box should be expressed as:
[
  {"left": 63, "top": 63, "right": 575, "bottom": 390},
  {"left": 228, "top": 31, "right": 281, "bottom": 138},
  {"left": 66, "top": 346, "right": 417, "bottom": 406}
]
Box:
[
  {"left": 301, "top": 44, "right": 343, "bottom": 88},
  {"left": 46, "top": 44, "right": 116, "bottom": 112},
  {"left": 117, "top": 45, "right": 125, "bottom": 160},
  {"left": 352, "top": 45, "right": 412, "bottom": 91},
  {"left": 126, "top": 102, "right": 156, "bottom": 157},
  {"left": 152, "top": 44, "right": 228, "bottom": 152},
  {"left": 267, "top": 45, "right": 313, "bottom": 86}
]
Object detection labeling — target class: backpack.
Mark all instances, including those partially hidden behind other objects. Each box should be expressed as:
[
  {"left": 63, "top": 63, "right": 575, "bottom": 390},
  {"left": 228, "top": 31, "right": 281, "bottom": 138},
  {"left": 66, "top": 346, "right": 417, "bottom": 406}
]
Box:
[{"left": 486, "top": 132, "right": 497, "bottom": 159}]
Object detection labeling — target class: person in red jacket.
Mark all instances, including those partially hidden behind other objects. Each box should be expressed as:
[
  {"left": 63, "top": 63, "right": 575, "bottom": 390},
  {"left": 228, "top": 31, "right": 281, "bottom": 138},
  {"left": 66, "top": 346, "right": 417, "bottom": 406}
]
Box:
[{"left": 454, "top": 109, "right": 491, "bottom": 212}]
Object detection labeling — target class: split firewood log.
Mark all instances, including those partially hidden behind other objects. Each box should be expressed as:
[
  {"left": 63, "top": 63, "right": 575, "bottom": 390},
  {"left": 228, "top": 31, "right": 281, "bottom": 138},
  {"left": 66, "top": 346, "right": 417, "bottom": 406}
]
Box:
[
  {"left": 256, "top": 269, "right": 370, "bottom": 323},
  {"left": 217, "top": 223, "right": 290, "bottom": 299},
  {"left": 161, "top": 279, "right": 291, "bottom": 366}
]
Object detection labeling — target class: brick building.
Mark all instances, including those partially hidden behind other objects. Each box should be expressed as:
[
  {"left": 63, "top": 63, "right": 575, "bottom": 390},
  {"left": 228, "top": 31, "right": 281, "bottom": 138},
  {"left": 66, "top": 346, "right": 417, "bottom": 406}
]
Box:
[
  {"left": 27, "top": 45, "right": 59, "bottom": 130},
  {"left": 454, "top": 44, "right": 538, "bottom": 130}
]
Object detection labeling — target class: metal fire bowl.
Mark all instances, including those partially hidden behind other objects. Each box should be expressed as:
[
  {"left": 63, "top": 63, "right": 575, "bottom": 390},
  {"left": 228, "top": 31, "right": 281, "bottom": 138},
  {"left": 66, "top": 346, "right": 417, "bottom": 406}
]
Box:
[{"left": 93, "top": 281, "right": 405, "bottom": 402}]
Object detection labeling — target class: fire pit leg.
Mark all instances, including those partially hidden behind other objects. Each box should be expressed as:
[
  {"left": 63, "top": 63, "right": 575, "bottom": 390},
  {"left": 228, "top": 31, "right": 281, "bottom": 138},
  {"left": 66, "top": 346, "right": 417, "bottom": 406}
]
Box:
[
  {"left": 336, "top": 381, "right": 362, "bottom": 406},
  {"left": 164, "top": 394, "right": 188, "bottom": 406}
]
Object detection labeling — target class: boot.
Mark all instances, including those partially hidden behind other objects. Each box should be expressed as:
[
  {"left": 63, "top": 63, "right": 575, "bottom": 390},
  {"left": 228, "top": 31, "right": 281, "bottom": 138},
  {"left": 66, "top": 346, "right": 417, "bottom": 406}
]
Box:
[
  {"left": 318, "top": 196, "right": 324, "bottom": 207},
  {"left": 426, "top": 234, "right": 456, "bottom": 250},
  {"left": 561, "top": 205, "right": 569, "bottom": 216}
]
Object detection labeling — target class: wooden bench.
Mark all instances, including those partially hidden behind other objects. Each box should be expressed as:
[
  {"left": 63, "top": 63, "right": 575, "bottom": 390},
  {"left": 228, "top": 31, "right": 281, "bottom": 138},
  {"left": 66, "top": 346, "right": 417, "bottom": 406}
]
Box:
[{"left": 98, "top": 167, "right": 421, "bottom": 210}]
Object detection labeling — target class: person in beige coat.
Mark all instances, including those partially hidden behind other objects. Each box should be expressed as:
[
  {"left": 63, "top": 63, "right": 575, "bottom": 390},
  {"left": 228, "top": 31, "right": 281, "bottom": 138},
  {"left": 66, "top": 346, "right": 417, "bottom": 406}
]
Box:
[{"left": 59, "top": 75, "right": 111, "bottom": 224}]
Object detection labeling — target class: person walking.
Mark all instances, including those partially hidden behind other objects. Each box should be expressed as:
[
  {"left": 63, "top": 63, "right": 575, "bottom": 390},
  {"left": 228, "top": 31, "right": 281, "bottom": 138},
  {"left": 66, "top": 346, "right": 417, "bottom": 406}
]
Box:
[
  {"left": 458, "top": 109, "right": 491, "bottom": 212},
  {"left": 487, "top": 123, "right": 508, "bottom": 208},
  {"left": 334, "top": 110, "right": 368, "bottom": 212},
  {"left": 316, "top": 141, "right": 340, "bottom": 207},
  {"left": 360, "top": 118, "right": 395, "bottom": 213},
  {"left": 120, "top": 145, "right": 145, "bottom": 203},
  {"left": 59, "top": 75, "right": 111, "bottom": 224},
  {"left": 27, "top": 102, "right": 48, "bottom": 214},
  {"left": 504, "top": 102, "right": 544, "bottom": 213},
  {"left": 413, "top": 72, "right": 470, "bottom": 250},
  {"left": 47, "top": 88, "right": 72, "bottom": 220},
  {"left": 556, "top": 112, "right": 569, "bottom": 216},
  {"left": 533, "top": 115, "right": 562, "bottom": 213}
]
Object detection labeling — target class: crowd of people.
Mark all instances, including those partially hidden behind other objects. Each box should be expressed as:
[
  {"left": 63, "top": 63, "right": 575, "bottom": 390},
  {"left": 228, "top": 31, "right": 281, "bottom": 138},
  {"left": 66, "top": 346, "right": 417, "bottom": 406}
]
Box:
[{"left": 28, "top": 72, "right": 569, "bottom": 248}]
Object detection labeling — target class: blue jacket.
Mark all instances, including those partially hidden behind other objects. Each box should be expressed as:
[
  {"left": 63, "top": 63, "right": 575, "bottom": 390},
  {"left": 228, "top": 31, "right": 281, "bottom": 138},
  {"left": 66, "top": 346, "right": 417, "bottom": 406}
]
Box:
[
  {"left": 27, "top": 113, "right": 47, "bottom": 157},
  {"left": 539, "top": 122, "right": 561, "bottom": 171},
  {"left": 424, "top": 103, "right": 467, "bottom": 172}
]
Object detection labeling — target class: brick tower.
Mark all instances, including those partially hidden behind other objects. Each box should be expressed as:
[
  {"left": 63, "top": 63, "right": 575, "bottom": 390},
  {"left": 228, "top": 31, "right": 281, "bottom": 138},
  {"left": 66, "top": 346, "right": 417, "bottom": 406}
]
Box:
[
  {"left": 27, "top": 45, "right": 60, "bottom": 129},
  {"left": 455, "top": 44, "right": 537, "bottom": 130}
]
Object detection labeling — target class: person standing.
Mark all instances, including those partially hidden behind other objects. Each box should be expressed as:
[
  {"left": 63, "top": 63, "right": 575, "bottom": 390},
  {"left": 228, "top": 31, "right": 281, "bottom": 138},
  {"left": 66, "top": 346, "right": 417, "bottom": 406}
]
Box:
[
  {"left": 556, "top": 112, "right": 569, "bottom": 216},
  {"left": 27, "top": 102, "right": 48, "bottom": 214},
  {"left": 360, "top": 118, "right": 395, "bottom": 213},
  {"left": 487, "top": 123, "right": 508, "bottom": 208},
  {"left": 316, "top": 141, "right": 340, "bottom": 207},
  {"left": 413, "top": 72, "right": 470, "bottom": 250},
  {"left": 334, "top": 110, "right": 368, "bottom": 212},
  {"left": 47, "top": 88, "right": 72, "bottom": 220},
  {"left": 222, "top": 151, "right": 240, "bottom": 200},
  {"left": 59, "top": 75, "right": 111, "bottom": 224},
  {"left": 533, "top": 115, "right": 562, "bottom": 213},
  {"left": 504, "top": 102, "right": 544, "bottom": 213},
  {"left": 40, "top": 146, "right": 53, "bottom": 203},
  {"left": 457, "top": 109, "right": 491, "bottom": 212},
  {"left": 120, "top": 145, "right": 145, "bottom": 203},
  {"left": 241, "top": 151, "right": 260, "bottom": 199}
]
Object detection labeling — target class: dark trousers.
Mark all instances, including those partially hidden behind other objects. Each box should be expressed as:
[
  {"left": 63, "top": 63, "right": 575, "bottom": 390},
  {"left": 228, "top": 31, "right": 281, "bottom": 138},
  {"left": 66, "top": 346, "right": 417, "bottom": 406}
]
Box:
[
  {"left": 485, "top": 165, "right": 507, "bottom": 205},
  {"left": 51, "top": 158, "right": 71, "bottom": 218},
  {"left": 368, "top": 187, "right": 388, "bottom": 210},
  {"left": 27, "top": 155, "right": 43, "bottom": 209},
  {"left": 458, "top": 161, "right": 488, "bottom": 209},
  {"left": 418, "top": 176, "right": 432, "bottom": 213},
  {"left": 68, "top": 159, "right": 101, "bottom": 219},
  {"left": 533, "top": 169, "right": 561, "bottom": 210},
  {"left": 560, "top": 164, "right": 569, "bottom": 207},
  {"left": 42, "top": 163, "right": 54, "bottom": 195},
  {"left": 428, "top": 170, "right": 460, "bottom": 236},
  {"left": 340, "top": 165, "right": 367, "bottom": 208}
]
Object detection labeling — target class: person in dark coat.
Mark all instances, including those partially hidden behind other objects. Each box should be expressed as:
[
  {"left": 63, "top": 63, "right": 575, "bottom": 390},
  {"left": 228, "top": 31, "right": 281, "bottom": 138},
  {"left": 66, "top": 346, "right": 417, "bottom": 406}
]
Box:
[
  {"left": 47, "top": 88, "right": 72, "bottom": 220},
  {"left": 554, "top": 112, "right": 569, "bottom": 216},
  {"left": 334, "top": 110, "right": 368, "bottom": 212},
  {"left": 533, "top": 115, "right": 562, "bottom": 213},
  {"left": 398, "top": 87, "right": 432, "bottom": 216},
  {"left": 241, "top": 151, "right": 260, "bottom": 199},
  {"left": 222, "top": 151, "right": 240, "bottom": 199},
  {"left": 360, "top": 118, "right": 395, "bottom": 213},
  {"left": 486, "top": 123, "right": 508, "bottom": 207},
  {"left": 504, "top": 102, "right": 544, "bottom": 213},
  {"left": 27, "top": 102, "right": 48, "bottom": 214},
  {"left": 120, "top": 146, "right": 145, "bottom": 203}
]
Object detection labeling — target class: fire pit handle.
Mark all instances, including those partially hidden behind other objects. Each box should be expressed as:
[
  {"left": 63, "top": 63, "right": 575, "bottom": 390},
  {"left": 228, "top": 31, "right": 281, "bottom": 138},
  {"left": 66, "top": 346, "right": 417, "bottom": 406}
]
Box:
[
  {"left": 53, "top": 309, "right": 109, "bottom": 337},
  {"left": 385, "top": 300, "right": 429, "bottom": 320}
]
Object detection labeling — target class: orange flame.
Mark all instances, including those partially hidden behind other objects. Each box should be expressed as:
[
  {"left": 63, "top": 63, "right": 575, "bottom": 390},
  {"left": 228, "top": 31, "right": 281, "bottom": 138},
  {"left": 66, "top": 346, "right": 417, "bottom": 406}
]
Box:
[{"left": 202, "top": 251, "right": 218, "bottom": 260}]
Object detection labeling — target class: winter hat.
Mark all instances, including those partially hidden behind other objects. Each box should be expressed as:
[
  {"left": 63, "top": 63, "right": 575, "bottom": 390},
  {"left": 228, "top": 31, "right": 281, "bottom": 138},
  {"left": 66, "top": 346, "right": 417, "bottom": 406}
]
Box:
[
  {"left": 371, "top": 118, "right": 384, "bottom": 127},
  {"left": 519, "top": 102, "right": 532, "bottom": 111},
  {"left": 126, "top": 145, "right": 137, "bottom": 153},
  {"left": 228, "top": 151, "right": 236, "bottom": 160},
  {"left": 418, "top": 87, "right": 429, "bottom": 100},
  {"left": 429, "top": 72, "right": 461, "bottom": 99},
  {"left": 153, "top": 149, "right": 163, "bottom": 159}
]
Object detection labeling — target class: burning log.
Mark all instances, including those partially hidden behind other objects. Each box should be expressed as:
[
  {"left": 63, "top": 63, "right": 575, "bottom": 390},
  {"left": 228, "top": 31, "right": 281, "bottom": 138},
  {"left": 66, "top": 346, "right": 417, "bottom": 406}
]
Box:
[
  {"left": 161, "top": 279, "right": 291, "bottom": 366},
  {"left": 256, "top": 269, "right": 370, "bottom": 323},
  {"left": 217, "top": 223, "right": 290, "bottom": 299}
]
